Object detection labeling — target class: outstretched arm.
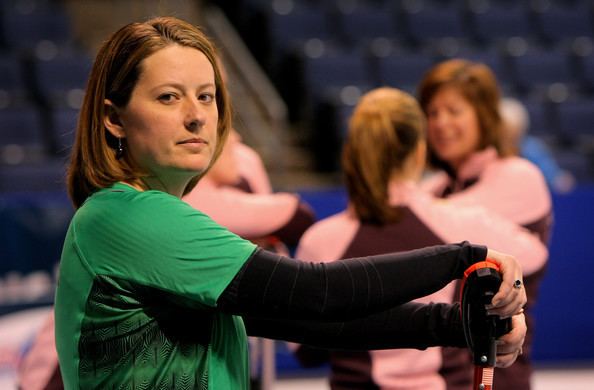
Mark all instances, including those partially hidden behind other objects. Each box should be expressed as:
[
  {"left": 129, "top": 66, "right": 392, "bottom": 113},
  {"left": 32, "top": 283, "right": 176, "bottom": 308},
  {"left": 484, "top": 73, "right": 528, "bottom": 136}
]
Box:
[
  {"left": 243, "top": 301, "right": 466, "bottom": 351},
  {"left": 218, "top": 242, "right": 488, "bottom": 321}
]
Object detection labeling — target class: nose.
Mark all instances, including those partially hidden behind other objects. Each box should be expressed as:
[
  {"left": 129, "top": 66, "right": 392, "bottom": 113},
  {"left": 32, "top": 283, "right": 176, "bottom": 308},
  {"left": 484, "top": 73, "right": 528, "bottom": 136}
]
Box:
[
  {"left": 184, "top": 98, "right": 206, "bottom": 132},
  {"left": 429, "top": 110, "right": 448, "bottom": 130}
]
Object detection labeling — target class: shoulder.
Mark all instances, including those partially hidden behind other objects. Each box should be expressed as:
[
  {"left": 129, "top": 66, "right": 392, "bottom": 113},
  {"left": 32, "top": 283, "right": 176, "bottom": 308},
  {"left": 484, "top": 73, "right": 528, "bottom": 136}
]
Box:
[
  {"left": 487, "top": 156, "right": 544, "bottom": 181},
  {"left": 295, "top": 211, "right": 358, "bottom": 262},
  {"left": 76, "top": 188, "right": 215, "bottom": 237},
  {"left": 451, "top": 156, "right": 552, "bottom": 223},
  {"left": 483, "top": 156, "right": 550, "bottom": 195}
]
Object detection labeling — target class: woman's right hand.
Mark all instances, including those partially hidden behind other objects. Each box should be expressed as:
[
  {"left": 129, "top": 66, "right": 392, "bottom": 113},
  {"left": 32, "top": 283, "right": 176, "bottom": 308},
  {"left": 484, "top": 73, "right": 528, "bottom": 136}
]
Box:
[{"left": 484, "top": 248, "right": 527, "bottom": 318}]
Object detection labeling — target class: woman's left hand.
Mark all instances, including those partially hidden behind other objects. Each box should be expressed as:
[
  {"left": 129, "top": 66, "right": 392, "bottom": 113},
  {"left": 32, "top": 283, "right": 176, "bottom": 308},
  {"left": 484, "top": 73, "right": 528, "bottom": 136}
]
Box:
[{"left": 495, "top": 312, "right": 527, "bottom": 368}]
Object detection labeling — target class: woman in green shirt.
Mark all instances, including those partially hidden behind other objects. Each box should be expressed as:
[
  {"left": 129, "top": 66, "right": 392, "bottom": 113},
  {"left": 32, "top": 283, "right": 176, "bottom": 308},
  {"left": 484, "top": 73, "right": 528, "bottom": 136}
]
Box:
[{"left": 54, "top": 16, "right": 527, "bottom": 389}]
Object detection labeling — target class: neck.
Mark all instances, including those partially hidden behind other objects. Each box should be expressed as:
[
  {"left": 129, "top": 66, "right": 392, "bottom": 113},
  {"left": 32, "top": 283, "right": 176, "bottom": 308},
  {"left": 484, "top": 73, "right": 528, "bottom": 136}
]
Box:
[
  {"left": 139, "top": 176, "right": 190, "bottom": 198},
  {"left": 390, "top": 153, "right": 424, "bottom": 184},
  {"left": 448, "top": 155, "right": 469, "bottom": 174}
]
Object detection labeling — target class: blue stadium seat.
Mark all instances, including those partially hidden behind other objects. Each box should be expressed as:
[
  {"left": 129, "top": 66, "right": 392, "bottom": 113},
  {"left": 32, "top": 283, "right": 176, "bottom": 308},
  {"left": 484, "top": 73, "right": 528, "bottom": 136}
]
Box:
[
  {"left": 402, "top": 3, "right": 467, "bottom": 46},
  {"left": 303, "top": 50, "right": 374, "bottom": 100},
  {"left": 508, "top": 46, "right": 577, "bottom": 96},
  {"left": 0, "top": 158, "right": 67, "bottom": 192},
  {"left": 265, "top": 2, "right": 336, "bottom": 54},
  {"left": 338, "top": 3, "right": 398, "bottom": 48},
  {"left": 0, "top": 53, "right": 30, "bottom": 108},
  {"left": 1, "top": 0, "right": 75, "bottom": 53},
  {"left": 533, "top": 2, "right": 594, "bottom": 45},
  {"left": 522, "top": 98, "right": 556, "bottom": 137},
  {"left": 555, "top": 99, "right": 594, "bottom": 139},
  {"left": 578, "top": 51, "right": 594, "bottom": 92},
  {"left": 0, "top": 106, "right": 46, "bottom": 164},
  {"left": 376, "top": 51, "right": 434, "bottom": 94},
  {"left": 468, "top": 2, "right": 536, "bottom": 45},
  {"left": 33, "top": 51, "right": 92, "bottom": 109},
  {"left": 0, "top": 181, "right": 71, "bottom": 277}
]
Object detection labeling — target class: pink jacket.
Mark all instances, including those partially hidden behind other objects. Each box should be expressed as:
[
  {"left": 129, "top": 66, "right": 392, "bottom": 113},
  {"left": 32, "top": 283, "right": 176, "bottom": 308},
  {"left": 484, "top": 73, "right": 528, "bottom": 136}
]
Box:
[
  {"left": 233, "top": 141, "right": 272, "bottom": 194},
  {"left": 421, "top": 147, "right": 552, "bottom": 390},
  {"left": 183, "top": 177, "right": 303, "bottom": 241},
  {"left": 421, "top": 147, "right": 552, "bottom": 275}
]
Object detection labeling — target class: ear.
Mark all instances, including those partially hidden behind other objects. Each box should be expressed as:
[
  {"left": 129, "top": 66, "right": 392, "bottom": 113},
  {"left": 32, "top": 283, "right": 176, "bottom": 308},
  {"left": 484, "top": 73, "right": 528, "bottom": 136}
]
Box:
[{"left": 104, "top": 99, "right": 125, "bottom": 139}]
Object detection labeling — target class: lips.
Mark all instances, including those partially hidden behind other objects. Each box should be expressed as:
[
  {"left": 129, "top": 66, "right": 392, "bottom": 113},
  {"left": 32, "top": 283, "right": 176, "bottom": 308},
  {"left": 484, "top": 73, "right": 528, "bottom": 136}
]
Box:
[{"left": 178, "top": 138, "right": 208, "bottom": 145}]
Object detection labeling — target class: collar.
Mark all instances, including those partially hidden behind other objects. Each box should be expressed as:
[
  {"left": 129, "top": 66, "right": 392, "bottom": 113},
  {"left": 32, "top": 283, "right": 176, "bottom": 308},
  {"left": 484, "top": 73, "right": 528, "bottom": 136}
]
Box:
[
  {"left": 456, "top": 147, "right": 498, "bottom": 182},
  {"left": 387, "top": 180, "right": 420, "bottom": 206}
]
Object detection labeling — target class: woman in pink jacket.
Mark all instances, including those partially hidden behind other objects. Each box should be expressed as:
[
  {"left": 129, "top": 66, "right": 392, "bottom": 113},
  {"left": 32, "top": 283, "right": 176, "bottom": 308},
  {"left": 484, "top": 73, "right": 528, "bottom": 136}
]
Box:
[
  {"left": 294, "top": 87, "right": 547, "bottom": 389},
  {"left": 418, "top": 59, "right": 553, "bottom": 390}
]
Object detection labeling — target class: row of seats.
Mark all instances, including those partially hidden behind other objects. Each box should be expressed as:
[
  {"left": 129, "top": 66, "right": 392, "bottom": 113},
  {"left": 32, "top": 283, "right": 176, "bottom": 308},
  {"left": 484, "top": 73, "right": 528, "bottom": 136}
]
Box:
[
  {"left": 301, "top": 3, "right": 585, "bottom": 46},
  {"left": 0, "top": 1, "right": 85, "bottom": 191},
  {"left": 218, "top": 0, "right": 594, "bottom": 178},
  {"left": 272, "top": 37, "right": 594, "bottom": 138},
  {"left": 253, "top": 0, "right": 594, "bottom": 115},
  {"left": 243, "top": 0, "right": 594, "bottom": 58},
  {"left": 294, "top": 40, "right": 594, "bottom": 97},
  {"left": 0, "top": 0, "right": 77, "bottom": 53}
]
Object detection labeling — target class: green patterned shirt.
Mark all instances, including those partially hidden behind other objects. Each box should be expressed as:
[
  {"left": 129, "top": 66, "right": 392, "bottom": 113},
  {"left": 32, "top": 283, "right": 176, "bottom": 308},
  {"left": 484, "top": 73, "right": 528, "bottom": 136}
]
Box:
[{"left": 55, "top": 183, "right": 257, "bottom": 389}]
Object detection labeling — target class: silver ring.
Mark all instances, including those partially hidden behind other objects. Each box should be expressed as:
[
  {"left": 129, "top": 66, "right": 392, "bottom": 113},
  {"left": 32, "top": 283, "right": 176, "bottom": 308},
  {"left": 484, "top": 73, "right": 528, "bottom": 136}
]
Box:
[{"left": 513, "top": 279, "right": 523, "bottom": 289}]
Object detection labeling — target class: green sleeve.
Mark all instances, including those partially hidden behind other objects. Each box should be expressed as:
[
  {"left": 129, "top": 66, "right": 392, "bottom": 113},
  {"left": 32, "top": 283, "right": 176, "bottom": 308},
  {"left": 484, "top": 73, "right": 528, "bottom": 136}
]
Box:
[{"left": 75, "top": 189, "right": 257, "bottom": 307}]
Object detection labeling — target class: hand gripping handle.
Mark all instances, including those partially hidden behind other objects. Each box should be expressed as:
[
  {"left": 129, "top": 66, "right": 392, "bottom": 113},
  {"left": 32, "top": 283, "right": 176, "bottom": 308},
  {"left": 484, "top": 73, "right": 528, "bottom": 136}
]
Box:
[{"left": 461, "top": 261, "right": 512, "bottom": 389}]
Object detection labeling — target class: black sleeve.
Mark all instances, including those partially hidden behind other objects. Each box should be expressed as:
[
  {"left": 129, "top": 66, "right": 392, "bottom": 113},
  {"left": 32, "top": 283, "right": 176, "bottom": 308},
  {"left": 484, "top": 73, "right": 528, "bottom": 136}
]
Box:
[
  {"left": 243, "top": 301, "right": 466, "bottom": 351},
  {"left": 218, "top": 241, "right": 486, "bottom": 322}
]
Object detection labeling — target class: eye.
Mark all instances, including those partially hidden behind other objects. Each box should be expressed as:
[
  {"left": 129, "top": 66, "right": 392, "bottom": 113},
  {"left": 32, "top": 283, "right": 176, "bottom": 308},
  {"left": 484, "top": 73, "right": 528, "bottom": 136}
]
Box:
[
  {"left": 158, "top": 93, "right": 178, "bottom": 103},
  {"left": 450, "top": 106, "right": 463, "bottom": 115},
  {"left": 198, "top": 92, "right": 215, "bottom": 103}
]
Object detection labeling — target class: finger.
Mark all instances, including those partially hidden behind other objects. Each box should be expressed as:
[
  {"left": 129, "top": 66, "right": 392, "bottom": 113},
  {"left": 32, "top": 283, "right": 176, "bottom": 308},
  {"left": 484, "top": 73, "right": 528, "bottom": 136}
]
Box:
[
  {"left": 495, "top": 350, "right": 520, "bottom": 368},
  {"left": 486, "top": 250, "right": 523, "bottom": 309},
  {"left": 491, "top": 282, "right": 526, "bottom": 316},
  {"left": 496, "top": 314, "right": 527, "bottom": 354},
  {"left": 490, "top": 280, "right": 514, "bottom": 309},
  {"left": 496, "top": 338, "right": 520, "bottom": 355},
  {"left": 488, "top": 290, "right": 525, "bottom": 318}
]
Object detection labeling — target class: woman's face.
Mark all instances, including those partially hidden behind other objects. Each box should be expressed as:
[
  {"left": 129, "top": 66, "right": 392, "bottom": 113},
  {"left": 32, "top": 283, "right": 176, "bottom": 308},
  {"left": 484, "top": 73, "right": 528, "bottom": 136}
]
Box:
[
  {"left": 112, "top": 44, "right": 219, "bottom": 192},
  {"left": 425, "top": 86, "right": 481, "bottom": 170}
]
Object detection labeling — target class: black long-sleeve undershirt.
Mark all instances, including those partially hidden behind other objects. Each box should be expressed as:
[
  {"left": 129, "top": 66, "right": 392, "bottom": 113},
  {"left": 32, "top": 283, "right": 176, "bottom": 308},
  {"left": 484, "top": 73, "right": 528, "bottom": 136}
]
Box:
[
  {"left": 244, "top": 301, "right": 466, "bottom": 351},
  {"left": 217, "top": 241, "right": 486, "bottom": 350}
]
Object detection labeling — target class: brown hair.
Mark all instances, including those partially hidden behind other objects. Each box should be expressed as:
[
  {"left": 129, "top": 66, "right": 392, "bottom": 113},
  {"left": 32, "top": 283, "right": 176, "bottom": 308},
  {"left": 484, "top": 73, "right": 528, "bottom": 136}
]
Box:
[
  {"left": 67, "top": 16, "right": 231, "bottom": 208},
  {"left": 417, "top": 59, "right": 513, "bottom": 172},
  {"left": 342, "top": 87, "right": 425, "bottom": 225}
]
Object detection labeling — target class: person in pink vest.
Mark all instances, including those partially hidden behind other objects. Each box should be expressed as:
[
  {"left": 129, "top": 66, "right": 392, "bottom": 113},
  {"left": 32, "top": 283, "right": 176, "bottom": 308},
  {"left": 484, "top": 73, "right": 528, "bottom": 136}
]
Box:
[
  {"left": 184, "top": 128, "right": 315, "bottom": 249},
  {"left": 294, "top": 87, "right": 547, "bottom": 389},
  {"left": 418, "top": 59, "right": 553, "bottom": 390},
  {"left": 233, "top": 132, "right": 273, "bottom": 195}
]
